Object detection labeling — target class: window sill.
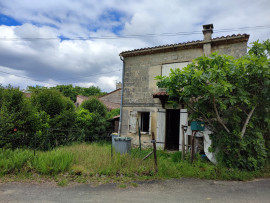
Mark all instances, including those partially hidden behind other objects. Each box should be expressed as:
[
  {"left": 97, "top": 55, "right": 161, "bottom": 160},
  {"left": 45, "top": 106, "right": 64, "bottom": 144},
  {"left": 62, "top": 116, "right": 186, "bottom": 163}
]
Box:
[{"left": 140, "top": 132, "right": 150, "bottom": 135}]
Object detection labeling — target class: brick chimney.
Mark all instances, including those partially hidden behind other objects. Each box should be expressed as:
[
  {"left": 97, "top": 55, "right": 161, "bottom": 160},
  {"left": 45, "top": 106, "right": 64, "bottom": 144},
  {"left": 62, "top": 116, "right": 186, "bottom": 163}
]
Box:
[{"left": 202, "top": 24, "right": 213, "bottom": 56}]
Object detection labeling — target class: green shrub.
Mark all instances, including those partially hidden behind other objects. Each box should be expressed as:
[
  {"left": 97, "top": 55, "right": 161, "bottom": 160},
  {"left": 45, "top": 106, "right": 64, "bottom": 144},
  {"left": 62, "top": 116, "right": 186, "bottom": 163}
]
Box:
[
  {"left": 80, "top": 97, "right": 107, "bottom": 117},
  {"left": 107, "top": 108, "right": 120, "bottom": 119},
  {"left": 211, "top": 130, "right": 267, "bottom": 171}
]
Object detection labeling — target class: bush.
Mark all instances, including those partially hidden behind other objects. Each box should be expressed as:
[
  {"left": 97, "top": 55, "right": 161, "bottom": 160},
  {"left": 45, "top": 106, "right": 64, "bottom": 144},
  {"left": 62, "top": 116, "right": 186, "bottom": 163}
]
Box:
[
  {"left": 0, "top": 86, "right": 44, "bottom": 149},
  {"left": 30, "top": 89, "right": 74, "bottom": 118},
  {"left": 81, "top": 97, "right": 107, "bottom": 117},
  {"left": 211, "top": 130, "right": 267, "bottom": 171},
  {"left": 107, "top": 108, "right": 120, "bottom": 119}
]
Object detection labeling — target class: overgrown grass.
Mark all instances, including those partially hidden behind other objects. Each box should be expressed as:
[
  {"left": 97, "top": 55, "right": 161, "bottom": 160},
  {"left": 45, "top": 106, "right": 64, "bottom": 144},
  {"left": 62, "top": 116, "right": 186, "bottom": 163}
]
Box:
[
  {"left": 0, "top": 143, "right": 269, "bottom": 184},
  {"left": 32, "top": 149, "right": 73, "bottom": 175},
  {"left": 0, "top": 149, "right": 34, "bottom": 175}
]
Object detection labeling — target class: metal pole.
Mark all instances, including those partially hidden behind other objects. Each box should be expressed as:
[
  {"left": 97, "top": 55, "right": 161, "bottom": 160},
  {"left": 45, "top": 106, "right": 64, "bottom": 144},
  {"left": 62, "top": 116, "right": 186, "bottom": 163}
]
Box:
[
  {"left": 137, "top": 119, "right": 141, "bottom": 152},
  {"left": 34, "top": 133, "right": 36, "bottom": 156},
  {"left": 191, "top": 131, "right": 196, "bottom": 163},
  {"left": 152, "top": 132, "right": 158, "bottom": 173},
  {"left": 181, "top": 125, "right": 185, "bottom": 161}
]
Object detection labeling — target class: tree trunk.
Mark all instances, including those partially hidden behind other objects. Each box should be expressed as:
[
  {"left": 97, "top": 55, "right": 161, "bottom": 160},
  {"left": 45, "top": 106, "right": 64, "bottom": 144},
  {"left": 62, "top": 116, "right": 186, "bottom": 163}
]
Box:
[
  {"left": 213, "top": 98, "right": 230, "bottom": 133},
  {"left": 241, "top": 105, "right": 257, "bottom": 138}
]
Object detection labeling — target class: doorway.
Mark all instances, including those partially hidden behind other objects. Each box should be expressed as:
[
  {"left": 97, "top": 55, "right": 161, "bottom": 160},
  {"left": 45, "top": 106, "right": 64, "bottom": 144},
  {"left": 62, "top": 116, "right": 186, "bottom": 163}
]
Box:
[{"left": 165, "top": 109, "right": 180, "bottom": 150}]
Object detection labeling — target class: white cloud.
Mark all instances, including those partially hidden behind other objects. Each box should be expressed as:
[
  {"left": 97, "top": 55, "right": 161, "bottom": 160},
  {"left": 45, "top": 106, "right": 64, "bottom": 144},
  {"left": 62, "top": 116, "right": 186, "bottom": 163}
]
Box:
[{"left": 0, "top": 0, "right": 269, "bottom": 91}]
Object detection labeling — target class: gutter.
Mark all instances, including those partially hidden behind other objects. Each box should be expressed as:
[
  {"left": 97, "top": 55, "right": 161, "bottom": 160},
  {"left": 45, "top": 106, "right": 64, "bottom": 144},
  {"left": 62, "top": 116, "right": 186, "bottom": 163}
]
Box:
[{"left": 118, "top": 56, "right": 125, "bottom": 136}]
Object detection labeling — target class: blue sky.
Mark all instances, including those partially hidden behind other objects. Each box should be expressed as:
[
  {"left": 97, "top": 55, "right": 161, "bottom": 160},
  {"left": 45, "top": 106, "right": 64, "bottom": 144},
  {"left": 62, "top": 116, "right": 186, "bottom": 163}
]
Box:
[
  {"left": 0, "top": 0, "right": 269, "bottom": 92},
  {"left": 0, "top": 14, "right": 22, "bottom": 26}
]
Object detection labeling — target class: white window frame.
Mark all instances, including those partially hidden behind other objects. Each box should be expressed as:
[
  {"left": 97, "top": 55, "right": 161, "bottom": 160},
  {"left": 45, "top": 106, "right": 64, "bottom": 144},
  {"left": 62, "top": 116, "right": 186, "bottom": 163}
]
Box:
[{"left": 129, "top": 111, "right": 152, "bottom": 134}]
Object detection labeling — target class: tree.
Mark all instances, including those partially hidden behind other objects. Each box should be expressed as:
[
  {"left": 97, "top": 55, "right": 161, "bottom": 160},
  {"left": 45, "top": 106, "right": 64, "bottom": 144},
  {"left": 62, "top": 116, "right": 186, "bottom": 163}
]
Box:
[
  {"left": 30, "top": 89, "right": 74, "bottom": 118},
  {"left": 51, "top": 84, "right": 104, "bottom": 102},
  {"left": 0, "top": 86, "right": 48, "bottom": 148},
  {"left": 75, "top": 108, "right": 108, "bottom": 141},
  {"left": 156, "top": 40, "right": 270, "bottom": 170},
  {"left": 80, "top": 97, "right": 107, "bottom": 117},
  {"left": 27, "top": 84, "right": 105, "bottom": 102}
]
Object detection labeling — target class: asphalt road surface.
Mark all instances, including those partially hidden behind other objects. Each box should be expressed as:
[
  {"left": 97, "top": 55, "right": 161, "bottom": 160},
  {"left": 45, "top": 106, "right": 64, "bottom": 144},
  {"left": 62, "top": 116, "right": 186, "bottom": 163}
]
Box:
[{"left": 0, "top": 178, "right": 270, "bottom": 203}]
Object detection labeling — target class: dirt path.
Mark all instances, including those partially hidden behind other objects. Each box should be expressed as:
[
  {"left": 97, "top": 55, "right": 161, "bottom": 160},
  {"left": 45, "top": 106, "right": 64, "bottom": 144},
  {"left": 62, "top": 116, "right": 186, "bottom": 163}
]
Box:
[{"left": 0, "top": 178, "right": 270, "bottom": 203}]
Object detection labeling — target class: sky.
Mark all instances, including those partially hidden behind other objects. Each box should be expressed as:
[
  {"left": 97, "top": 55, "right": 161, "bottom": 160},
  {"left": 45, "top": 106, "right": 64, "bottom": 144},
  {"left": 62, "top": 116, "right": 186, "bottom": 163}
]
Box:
[{"left": 0, "top": 0, "right": 269, "bottom": 92}]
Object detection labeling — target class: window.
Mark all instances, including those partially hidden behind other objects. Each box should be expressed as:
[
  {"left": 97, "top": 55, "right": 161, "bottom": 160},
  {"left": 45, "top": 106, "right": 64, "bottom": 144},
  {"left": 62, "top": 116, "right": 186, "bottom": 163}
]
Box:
[
  {"left": 129, "top": 111, "right": 151, "bottom": 134},
  {"left": 140, "top": 112, "right": 150, "bottom": 133}
]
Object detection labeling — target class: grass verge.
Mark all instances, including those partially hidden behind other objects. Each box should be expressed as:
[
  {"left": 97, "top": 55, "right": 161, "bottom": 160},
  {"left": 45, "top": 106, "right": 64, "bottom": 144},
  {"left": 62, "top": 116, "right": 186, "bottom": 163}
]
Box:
[{"left": 0, "top": 143, "right": 269, "bottom": 185}]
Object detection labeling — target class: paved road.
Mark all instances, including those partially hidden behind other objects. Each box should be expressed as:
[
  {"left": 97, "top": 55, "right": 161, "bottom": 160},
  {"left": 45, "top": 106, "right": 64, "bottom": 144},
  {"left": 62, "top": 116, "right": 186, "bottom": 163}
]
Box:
[{"left": 0, "top": 178, "right": 270, "bottom": 203}]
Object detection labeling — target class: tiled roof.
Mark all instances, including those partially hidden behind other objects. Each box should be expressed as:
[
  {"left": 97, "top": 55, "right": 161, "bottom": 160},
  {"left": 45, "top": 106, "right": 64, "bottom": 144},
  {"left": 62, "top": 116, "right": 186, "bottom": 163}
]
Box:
[
  {"left": 99, "top": 88, "right": 121, "bottom": 98},
  {"left": 101, "top": 101, "right": 120, "bottom": 110},
  {"left": 113, "top": 115, "right": 120, "bottom": 119},
  {"left": 120, "top": 34, "right": 249, "bottom": 57},
  {"left": 77, "top": 95, "right": 89, "bottom": 100},
  {"left": 153, "top": 91, "right": 169, "bottom": 98}
]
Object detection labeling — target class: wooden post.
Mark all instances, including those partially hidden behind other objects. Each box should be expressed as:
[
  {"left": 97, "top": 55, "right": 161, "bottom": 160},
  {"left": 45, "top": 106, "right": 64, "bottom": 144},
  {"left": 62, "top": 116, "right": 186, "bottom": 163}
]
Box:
[
  {"left": 181, "top": 125, "right": 185, "bottom": 160},
  {"left": 151, "top": 132, "right": 158, "bottom": 173},
  {"left": 191, "top": 131, "right": 196, "bottom": 164}
]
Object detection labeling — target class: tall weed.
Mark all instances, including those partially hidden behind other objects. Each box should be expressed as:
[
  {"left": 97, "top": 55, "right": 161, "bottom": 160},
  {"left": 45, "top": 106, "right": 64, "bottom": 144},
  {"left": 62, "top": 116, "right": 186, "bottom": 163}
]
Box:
[
  {"left": 0, "top": 149, "right": 33, "bottom": 175},
  {"left": 32, "top": 149, "right": 73, "bottom": 175}
]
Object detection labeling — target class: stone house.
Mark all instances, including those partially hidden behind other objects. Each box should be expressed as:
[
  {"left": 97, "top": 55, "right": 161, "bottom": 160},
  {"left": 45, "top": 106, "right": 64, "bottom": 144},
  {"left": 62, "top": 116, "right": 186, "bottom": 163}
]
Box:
[
  {"left": 99, "top": 82, "right": 121, "bottom": 111},
  {"left": 76, "top": 82, "right": 122, "bottom": 111},
  {"left": 118, "top": 24, "right": 249, "bottom": 150}
]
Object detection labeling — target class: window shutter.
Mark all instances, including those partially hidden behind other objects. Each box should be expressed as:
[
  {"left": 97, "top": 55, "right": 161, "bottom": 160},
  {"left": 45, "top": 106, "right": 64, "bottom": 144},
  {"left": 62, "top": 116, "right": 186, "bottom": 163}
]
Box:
[
  {"left": 157, "top": 109, "right": 166, "bottom": 149},
  {"left": 148, "top": 112, "right": 152, "bottom": 133},
  {"left": 129, "top": 111, "right": 137, "bottom": 133}
]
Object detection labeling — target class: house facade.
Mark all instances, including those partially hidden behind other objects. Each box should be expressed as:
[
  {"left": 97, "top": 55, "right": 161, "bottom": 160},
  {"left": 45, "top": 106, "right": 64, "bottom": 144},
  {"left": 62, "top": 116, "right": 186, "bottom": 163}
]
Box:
[
  {"left": 76, "top": 82, "right": 121, "bottom": 110},
  {"left": 119, "top": 24, "right": 249, "bottom": 150}
]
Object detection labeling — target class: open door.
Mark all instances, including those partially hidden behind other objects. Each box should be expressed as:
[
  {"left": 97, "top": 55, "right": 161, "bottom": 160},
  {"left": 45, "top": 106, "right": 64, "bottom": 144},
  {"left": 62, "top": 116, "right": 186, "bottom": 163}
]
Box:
[{"left": 165, "top": 109, "right": 180, "bottom": 150}]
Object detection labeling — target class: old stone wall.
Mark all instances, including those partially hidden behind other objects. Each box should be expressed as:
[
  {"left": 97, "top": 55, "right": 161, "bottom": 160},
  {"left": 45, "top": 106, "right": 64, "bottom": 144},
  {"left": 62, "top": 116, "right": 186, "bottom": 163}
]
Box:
[
  {"left": 212, "top": 42, "right": 248, "bottom": 58},
  {"left": 99, "top": 89, "right": 121, "bottom": 104},
  {"left": 123, "top": 48, "right": 203, "bottom": 107},
  {"left": 120, "top": 40, "right": 248, "bottom": 146},
  {"left": 121, "top": 106, "right": 157, "bottom": 148}
]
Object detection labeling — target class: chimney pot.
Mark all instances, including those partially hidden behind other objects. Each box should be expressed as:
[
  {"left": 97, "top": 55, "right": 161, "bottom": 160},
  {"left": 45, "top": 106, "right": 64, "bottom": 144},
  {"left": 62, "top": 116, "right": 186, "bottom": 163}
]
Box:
[
  {"left": 116, "top": 82, "right": 122, "bottom": 90},
  {"left": 202, "top": 24, "right": 214, "bottom": 40}
]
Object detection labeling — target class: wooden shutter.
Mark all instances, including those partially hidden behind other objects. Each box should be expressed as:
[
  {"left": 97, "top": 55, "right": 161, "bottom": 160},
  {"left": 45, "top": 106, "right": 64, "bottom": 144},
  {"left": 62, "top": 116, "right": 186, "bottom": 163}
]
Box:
[
  {"left": 129, "top": 111, "right": 137, "bottom": 133},
  {"left": 156, "top": 109, "right": 166, "bottom": 149}
]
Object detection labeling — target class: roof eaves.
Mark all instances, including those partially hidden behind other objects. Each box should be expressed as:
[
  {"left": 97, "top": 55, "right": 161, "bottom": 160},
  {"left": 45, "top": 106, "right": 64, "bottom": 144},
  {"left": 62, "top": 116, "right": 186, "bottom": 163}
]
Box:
[
  {"left": 120, "top": 34, "right": 249, "bottom": 57},
  {"left": 99, "top": 88, "right": 121, "bottom": 98}
]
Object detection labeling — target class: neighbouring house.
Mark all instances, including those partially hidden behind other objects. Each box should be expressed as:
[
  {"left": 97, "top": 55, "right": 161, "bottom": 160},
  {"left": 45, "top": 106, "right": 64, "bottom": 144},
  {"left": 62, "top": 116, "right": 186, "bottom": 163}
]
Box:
[
  {"left": 76, "top": 82, "right": 122, "bottom": 111},
  {"left": 99, "top": 83, "right": 121, "bottom": 111},
  {"left": 118, "top": 24, "right": 249, "bottom": 150},
  {"left": 76, "top": 95, "right": 90, "bottom": 107}
]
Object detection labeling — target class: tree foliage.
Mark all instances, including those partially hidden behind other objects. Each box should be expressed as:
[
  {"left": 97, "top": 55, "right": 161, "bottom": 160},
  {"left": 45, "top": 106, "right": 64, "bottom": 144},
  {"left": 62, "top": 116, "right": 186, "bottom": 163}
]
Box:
[
  {"left": 30, "top": 89, "right": 74, "bottom": 118},
  {"left": 27, "top": 84, "right": 105, "bottom": 102},
  {"left": 156, "top": 40, "right": 270, "bottom": 170},
  {"left": 0, "top": 85, "right": 112, "bottom": 150},
  {"left": 0, "top": 86, "right": 48, "bottom": 148},
  {"left": 80, "top": 97, "right": 107, "bottom": 117}
]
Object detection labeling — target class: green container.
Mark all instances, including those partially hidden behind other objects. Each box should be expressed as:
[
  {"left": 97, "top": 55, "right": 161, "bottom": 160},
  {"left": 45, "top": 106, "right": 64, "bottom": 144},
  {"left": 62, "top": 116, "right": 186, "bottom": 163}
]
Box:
[{"left": 191, "top": 121, "right": 205, "bottom": 131}]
